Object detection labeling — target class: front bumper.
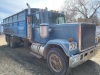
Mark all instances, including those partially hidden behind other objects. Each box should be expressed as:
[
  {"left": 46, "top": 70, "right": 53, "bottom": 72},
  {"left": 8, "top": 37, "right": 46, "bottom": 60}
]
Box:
[{"left": 69, "top": 47, "right": 98, "bottom": 68}]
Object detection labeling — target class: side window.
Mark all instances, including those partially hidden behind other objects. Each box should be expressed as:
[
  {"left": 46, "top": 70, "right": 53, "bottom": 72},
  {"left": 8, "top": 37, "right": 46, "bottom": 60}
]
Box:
[
  {"left": 36, "top": 14, "right": 39, "bottom": 20},
  {"left": 33, "top": 13, "right": 40, "bottom": 27}
]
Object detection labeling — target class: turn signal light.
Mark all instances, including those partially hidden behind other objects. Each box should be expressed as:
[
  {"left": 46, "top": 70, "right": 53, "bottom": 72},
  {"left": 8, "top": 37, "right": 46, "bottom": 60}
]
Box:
[{"left": 69, "top": 38, "right": 73, "bottom": 42}]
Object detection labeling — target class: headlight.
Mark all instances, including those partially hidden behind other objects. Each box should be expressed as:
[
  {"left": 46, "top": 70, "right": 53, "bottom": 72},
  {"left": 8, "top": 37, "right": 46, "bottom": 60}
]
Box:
[{"left": 69, "top": 43, "right": 77, "bottom": 51}]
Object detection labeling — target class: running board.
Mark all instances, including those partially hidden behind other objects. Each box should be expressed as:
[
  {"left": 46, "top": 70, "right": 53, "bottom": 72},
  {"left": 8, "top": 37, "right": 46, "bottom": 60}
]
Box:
[{"left": 30, "top": 52, "right": 42, "bottom": 58}]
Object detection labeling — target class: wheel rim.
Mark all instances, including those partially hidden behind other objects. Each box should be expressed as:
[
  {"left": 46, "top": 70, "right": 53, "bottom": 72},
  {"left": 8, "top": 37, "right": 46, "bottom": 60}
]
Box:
[{"left": 49, "top": 53, "right": 63, "bottom": 72}]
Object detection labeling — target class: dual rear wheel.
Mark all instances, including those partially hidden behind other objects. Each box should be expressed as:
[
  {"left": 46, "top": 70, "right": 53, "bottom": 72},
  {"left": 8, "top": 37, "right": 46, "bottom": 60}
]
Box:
[
  {"left": 7, "top": 36, "right": 17, "bottom": 48},
  {"left": 6, "top": 36, "right": 29, "bottom": 48}
]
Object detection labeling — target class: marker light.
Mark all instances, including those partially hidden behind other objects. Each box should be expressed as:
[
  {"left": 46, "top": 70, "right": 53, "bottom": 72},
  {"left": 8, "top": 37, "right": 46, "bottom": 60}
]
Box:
[{"left": 69, "top": 38, "right": 73, "bottom": 42}]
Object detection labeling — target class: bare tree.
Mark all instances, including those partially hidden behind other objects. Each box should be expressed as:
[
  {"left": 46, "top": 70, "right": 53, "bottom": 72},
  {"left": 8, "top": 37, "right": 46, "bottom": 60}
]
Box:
[
  {"left": 64, "top": 10, "right": 77, "bottom": 22},
  {"left": 90, "top": 14, "right": 99, "bottom": 25},
  {"left": 63, "top": 0, "right": 100, "bottom": 22}
]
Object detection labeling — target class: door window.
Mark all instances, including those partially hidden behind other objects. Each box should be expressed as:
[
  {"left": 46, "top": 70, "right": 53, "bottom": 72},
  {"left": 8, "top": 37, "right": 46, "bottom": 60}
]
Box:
[{"left": 33, "top": 13, "right": 40, "bottom": 27}]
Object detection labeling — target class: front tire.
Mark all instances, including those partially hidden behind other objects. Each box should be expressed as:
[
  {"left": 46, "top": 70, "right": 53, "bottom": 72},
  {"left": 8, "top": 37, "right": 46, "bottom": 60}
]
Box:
[{"left": 47, "top": 48, "right": 69, "bottom": 75}]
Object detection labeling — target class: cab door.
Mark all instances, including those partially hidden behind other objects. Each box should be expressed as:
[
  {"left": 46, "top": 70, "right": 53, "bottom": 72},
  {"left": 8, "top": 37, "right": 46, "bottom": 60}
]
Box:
[{"left": 32, "top": 12, "right": 41, "bottom": 42}]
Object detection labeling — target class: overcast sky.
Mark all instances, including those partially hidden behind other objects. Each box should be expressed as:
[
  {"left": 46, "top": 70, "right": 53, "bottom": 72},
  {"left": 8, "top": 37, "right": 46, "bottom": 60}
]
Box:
[{"left": 0, "top": 0, "right": 65, "bottom": 23}]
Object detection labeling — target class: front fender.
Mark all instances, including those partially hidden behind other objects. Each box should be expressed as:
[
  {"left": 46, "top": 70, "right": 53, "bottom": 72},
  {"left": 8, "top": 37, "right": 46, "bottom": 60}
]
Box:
[{"left": 44, "top": 39, "right": 74, "bottom": 57}]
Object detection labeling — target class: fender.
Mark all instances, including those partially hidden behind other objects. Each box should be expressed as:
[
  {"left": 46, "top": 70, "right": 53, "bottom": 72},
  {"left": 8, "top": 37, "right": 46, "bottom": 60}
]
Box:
[{"left": 44, "top": 39, "right": 72, "bottom": 57}]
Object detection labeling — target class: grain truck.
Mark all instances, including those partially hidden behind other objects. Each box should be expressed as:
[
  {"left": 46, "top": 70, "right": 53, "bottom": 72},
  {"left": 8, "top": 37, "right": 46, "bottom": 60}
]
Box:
[{"left": 3, "top": 3, "right": 98, "bottom": 75}]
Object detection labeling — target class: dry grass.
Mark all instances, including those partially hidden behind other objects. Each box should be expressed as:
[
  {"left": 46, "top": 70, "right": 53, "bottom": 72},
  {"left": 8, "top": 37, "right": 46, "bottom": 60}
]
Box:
[{"left": 0, "top": 35, "right": 6, "bottom": 46}]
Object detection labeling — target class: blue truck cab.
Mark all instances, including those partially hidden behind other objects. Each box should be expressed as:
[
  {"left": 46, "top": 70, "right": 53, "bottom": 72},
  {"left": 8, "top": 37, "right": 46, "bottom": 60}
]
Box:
[{"left": 3, "top": 4, "right": 98, "bottom": 75}]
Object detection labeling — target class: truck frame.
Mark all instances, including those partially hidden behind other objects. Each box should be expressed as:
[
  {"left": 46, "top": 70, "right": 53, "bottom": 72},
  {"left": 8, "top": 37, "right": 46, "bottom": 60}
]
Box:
[{"left": 3, "top": 4, "right": 98, "bottom": 75}]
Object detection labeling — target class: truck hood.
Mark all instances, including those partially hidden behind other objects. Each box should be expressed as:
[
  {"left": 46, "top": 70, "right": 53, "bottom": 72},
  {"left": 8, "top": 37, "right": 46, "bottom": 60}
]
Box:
[{"left": 49, "top": 23, "right": 79, "bottom": 43}]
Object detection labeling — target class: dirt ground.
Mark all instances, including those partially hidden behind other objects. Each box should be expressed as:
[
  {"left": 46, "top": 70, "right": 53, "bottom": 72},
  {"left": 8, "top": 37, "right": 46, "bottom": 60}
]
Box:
[{"left": 0, "top": 35, "right": 100, "bottom": 75}]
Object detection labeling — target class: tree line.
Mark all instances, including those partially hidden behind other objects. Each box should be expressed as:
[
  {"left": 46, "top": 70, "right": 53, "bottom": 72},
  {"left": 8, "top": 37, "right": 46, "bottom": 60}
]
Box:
[{"left": 63, "top": 0, "right": 100, "bottom": 25}]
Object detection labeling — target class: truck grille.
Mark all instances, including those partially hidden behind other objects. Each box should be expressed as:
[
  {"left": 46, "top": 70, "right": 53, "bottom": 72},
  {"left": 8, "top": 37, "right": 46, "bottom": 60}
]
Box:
[{"left": 81, "top": 23, "right": 96, "bottom": 50}]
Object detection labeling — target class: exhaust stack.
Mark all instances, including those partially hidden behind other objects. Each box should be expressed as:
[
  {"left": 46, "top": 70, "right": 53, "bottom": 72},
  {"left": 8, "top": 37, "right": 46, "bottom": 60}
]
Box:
[
  {"left": 26, "top": 3, "right": 31, "bottom": 15},
  {"left": 26, "top": 3, "right": 32, "bottom": 40}
]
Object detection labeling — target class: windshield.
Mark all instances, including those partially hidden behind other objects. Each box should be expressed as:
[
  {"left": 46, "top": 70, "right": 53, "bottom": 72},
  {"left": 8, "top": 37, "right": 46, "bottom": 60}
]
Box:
[{"left": 48, "top": 12, "right": 65, "bottom": 24}]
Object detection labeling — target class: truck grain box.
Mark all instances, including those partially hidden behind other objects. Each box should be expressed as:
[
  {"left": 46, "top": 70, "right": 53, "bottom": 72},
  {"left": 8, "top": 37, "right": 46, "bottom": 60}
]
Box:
[{"left": 2, "top": 3, "right": 98, "bottom": 75}]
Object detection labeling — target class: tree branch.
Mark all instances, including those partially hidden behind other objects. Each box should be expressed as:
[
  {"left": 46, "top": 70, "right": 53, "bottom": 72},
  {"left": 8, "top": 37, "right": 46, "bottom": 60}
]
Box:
[
  {"left": 89, "top": 5, "right": 100, "bottom": 19},
  {"left": 79, "top": 1, "right": 88, "bottom": 18}
]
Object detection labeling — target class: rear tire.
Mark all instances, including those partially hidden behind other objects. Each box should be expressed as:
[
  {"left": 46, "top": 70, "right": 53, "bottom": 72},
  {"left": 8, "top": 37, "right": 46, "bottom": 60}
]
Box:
[
  {"left": 5, "top": 35, "right": 10, "bottom": 46},
  {"left": 47, "top": 48, "right": 69, "bottom": 75},
  {"left": 9, "top": 37, "right": 17, "bottom": 48}
]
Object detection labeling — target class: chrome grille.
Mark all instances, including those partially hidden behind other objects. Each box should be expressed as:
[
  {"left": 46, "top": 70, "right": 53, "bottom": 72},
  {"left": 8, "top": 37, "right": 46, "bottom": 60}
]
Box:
[{"left": 81, "top": 23, "right": 96, "bottom": 50}]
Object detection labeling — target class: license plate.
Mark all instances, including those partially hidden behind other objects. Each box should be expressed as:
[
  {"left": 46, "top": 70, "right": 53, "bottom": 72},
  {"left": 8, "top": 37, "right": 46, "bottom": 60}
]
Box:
[{"left": 72, "top": 55, "right": 80, "bottom": 63}]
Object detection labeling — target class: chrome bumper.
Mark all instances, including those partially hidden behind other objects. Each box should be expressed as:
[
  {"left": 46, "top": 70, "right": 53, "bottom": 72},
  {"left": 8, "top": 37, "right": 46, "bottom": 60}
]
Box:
[{"left": 69, "top": 47, "right": 98, "bottom": 68}]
